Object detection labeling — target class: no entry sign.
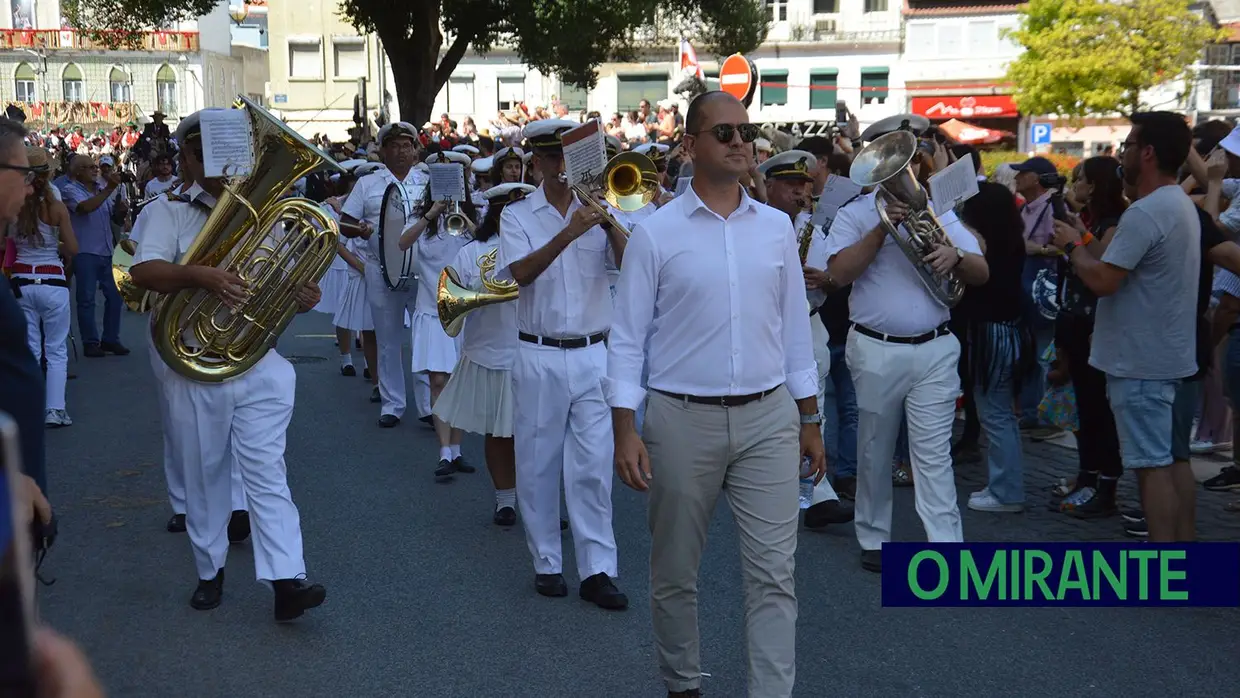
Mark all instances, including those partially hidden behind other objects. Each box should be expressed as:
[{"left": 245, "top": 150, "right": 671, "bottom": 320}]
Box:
[{"left": 719, "top": 53, "right": 758, "bottom": 107}]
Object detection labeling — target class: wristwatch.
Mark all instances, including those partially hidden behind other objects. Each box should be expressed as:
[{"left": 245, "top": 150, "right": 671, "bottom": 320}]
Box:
[
  {"left": 954, "top": 246, "right": 964, "bottom": 264},
  {"left": 800, "top": 413, "right": 822, "bottom": 425}
]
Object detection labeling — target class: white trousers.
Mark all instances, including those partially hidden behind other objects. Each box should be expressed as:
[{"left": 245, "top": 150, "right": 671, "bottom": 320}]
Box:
[
  {"left": 162, "top": 350, "right": 306, "bottom": 582},
  {"left": 16, "top": 281, "right": 70, "bottom": 411},
  {"left": 363, "top": 262, "right": 431, "bottom": 419},
  {"left": 512, "top": 341, "right": 618, "bottom": 579},
  {"left": 147, "top": 335, "right": 246, "bottom": 516},
  {"left": 845, "top": 328, "right": 964, "bottom": 550},
  {"left": 810, "top": 318, "right": 839, "bottom": 505}
]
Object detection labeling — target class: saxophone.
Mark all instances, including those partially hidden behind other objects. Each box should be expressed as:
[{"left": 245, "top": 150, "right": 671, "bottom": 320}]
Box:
[{"left": 795, "top": 204, "right": 817, "bottom": 313}]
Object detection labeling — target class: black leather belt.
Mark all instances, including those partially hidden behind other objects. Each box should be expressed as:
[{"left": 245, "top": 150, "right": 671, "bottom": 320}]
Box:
[
  {"left": 854, "top": 322, "right": 950, "bottom": 345},
  {"left": 518, "top": 331, "right": 607, "bottom": 349},
  {"left": 10, "top": 277, "right": 69, "bottom": 298},
  {"left": 654, "top": 385, "right": 781, "bottom": 408}
]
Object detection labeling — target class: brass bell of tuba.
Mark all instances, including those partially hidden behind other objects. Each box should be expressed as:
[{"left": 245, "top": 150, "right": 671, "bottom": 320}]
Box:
[
  {"left": 150, "top": 95, "right": 345, "bottom": 383},
  {"left": 437, "top": 248, "right": 519, "bottom": 337},
  {"left": 849, "top": 129, "right": 965, "bottom": 308}
]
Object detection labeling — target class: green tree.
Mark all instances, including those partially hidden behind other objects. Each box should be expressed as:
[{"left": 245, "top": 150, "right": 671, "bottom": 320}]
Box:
[
  {"left": 1004, "top": 0, "right": 1225, "bottom": 119},
  {"left": 63, "top": 0, "right": 767, "bottom": 126}
]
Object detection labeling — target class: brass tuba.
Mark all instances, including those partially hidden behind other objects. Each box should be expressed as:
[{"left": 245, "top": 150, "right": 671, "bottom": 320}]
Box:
[
  {"left": 150, "top": 96, "right": 345, "bottom": 382},
  {"left": 849, "top": 130, "right": 964, "bottom": 308},
  {"left": 437, "top": 248, "right": 519, "bottom": 337}
]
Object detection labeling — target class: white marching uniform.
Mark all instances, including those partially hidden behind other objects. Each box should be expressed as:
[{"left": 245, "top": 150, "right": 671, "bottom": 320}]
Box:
[
  {"left": 498, "top": 186, "right": 620, "bottom": 580},
  {"left": 800, "top": 213, "right": 841, "bottom": 506},
  {"left": 409, "top": 228, "right": 468, "bottom": 374},
  {"left": 313, "top": 207, "right": 349, "bottom": 317},
  {"left": 825, "top": 192, "right": 981, "bottom": 550},
  {"left": 341, "top": 167, "right": 432, "bottom": 419},
  {"left": 131, "top": 183, "right": 306, "bottom": 582},
  {"left": 332, "top": 237, "right": 373, "bottom": 331},
  {"left": 432, "top": 237, "right": 518, "bottom": 437}
]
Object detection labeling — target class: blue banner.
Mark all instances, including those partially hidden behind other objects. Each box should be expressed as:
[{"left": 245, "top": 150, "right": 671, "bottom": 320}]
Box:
[{"left": 880, "top": 542, "right": 1240, "bottom": 607}]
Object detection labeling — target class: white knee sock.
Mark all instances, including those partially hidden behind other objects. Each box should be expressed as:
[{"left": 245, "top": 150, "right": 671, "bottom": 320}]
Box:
[{"left": 495, "top": 488, "right": 516, "bottom": 510}]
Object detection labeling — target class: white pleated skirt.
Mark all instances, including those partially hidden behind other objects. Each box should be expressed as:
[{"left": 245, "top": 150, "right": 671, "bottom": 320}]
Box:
[
  {"left": 432, "top": 354, "right": 515, "bottom": 437},
  {"left": 314, "top": 267, "right": 347, "bottom": 316},
  {"left": 410, "top": 311, "right": 459, "bottom": 373},
  {"left": 332, "top": 270, "right": 372, "bottom": 331}
]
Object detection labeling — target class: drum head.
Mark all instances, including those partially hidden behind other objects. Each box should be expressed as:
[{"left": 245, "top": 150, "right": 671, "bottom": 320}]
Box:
[{"left": 378, "top": 183, "right": 411, "bottom": 290}]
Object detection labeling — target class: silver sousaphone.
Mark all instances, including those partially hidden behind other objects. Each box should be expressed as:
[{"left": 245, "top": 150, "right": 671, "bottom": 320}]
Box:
[{"left": 378, "top": 183, "right": 417, "bottom": 291}]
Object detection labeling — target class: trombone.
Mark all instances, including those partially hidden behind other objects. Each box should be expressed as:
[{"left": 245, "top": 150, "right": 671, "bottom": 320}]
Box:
[{"left": 558, "top": 151, "right": 660, "bottom": 236}]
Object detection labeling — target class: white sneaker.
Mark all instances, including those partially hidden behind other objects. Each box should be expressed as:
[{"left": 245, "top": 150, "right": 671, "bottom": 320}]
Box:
[
  {"left": 967, "top": 490, "right": 1023, "bottom": 513},
  {"left": 56, "top": 409, "right": 72, "bottom": 426},
  {"left": 44, "top": 409, "right": 71, "bottom": 428}
]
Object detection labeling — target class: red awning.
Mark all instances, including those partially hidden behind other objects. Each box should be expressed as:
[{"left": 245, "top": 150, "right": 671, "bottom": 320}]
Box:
[{"left": 939, "top": 118, "right": 1012, "bottom": 144}]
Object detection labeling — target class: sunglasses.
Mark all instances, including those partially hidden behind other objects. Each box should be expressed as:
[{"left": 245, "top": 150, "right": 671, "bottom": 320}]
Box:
[{"left": 692, "top": 123, "right": 761, "bottom": 145}]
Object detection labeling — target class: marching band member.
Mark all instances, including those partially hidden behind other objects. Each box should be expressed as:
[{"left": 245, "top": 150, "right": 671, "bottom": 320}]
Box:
[
  {"left": 405, "top": 150, "right": 474, "bottom": 480},
  {"left": 825, "top": 117, "right": 989, "bottom": 574},
  {"left": 452, "top": 143, "right": 481, "bottom": 161},
  {"left": 339, "top": 122, "right": 433, "bottom": 428},
  {"left": 129, "top": 110, "right": 326, "bottom": 620},
  {"left": 471, "top": 156, "right": 494, "bottom": 207},
  {"left": 758, "top": 149, "right": 853, "bottom": 528},
  {"left": 631, "top": 142, "right": 674, "bottom": 201},
  {"left": 491, "top": 146, "right": 524, "bottom": 186},
  {"left": 498, "top": 118, "right": 628, "bottom": 609},
  {"left": 521, "top": 151, "right": 539, "bottom": 186},
  {"left": 606, "top": 92, "right": 824, "bottom": 698},
  {"left": 433, "top": 182, "right": 535, "bottom": 524},
  {"left": 322, "top": 165, "right": 375, "bottom": 381}
]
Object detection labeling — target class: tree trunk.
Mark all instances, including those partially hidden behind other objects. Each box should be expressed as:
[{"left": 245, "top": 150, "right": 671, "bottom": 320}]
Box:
[{"left": 375, "top": 0, "right": 473, "bottom": 129}]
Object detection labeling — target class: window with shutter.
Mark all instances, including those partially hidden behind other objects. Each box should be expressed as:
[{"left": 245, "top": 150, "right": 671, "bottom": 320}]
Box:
[
  {"left": 860, "top": 68, "right": 889, "bottom": 105},
  {"left": 289, "top": 41, "right": 322, "bottom": 79},
  {"left": 761, "top": 70, "right": 788, "bottom": 107},
  {"left": 333, "top": 42, "right": 367, "bottom": 78},
  {"left": 810, "top": 69, "right": 838, "bottom": 111},
  {"left": 449, "top": 78, "right": 475, "bottom": 113},
  {"left": 498, "top": 77, "right": 525, "bottom": 111},
  {"left": 617, "top": 75, "right": 667, "bottom": 111}
]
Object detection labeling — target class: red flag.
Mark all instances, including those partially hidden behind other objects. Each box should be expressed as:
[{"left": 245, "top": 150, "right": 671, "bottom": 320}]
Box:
[{"left": 679, "top": 39, "right": 703, "bottom": 81}]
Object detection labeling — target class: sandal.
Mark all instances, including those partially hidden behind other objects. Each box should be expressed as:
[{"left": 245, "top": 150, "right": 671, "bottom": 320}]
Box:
[{"left": 892, "top": 463, "right": 913, "bottom": 487}]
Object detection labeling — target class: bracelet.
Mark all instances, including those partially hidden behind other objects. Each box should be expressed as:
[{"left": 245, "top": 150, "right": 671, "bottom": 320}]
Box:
[{"left": 1081, "top": 232, "right": 1095, "bottom": 245}]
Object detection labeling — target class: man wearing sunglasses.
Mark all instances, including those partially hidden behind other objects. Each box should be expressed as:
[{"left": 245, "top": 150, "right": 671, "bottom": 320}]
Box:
[
  {"left": 825, "top": 117, "right": 990, "bottom": 575},
  {"left": 607, "top": 92, "right": 824, "bottom": 698}
]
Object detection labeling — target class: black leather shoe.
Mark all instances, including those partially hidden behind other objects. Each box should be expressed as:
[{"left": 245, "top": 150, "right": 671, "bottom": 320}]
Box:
[
  {"left": 227, "top": 510, "right": 250, "bottom": 544},
  {"left": 166, "top": 513, "right": 186, "bottom": 533},
  {"left": 190, "top": 569, "right": 224, "bottom": 610},
  {"left": 804, "top": 499, "right": 854, "bottom": 530},
  {"left": 860, "top": 549, "right": 882, "bottom": 573},
  {"left": 341, "top": 364, "right": 356, "bottom": 377},
  {"left": 272, "top": 578, "right": 326, "bottom": 622},
  {"left": 83, "top": 343, "right": 105, "bottom": 358},
  {"left": 493, "top": 506, "right": 517, "bottom": 526},
  {"left": 363, "top": 367, "right": 371, "bottom": 380},
  {"left": 668, "top": 690, "right": 701, "bottom": 697},
  {"left": 378, "top": 414, "right": 399, "bottom": 428},
  {"left": 100, "top": 341, "right": 130, "bottom": 355},
  {"left": 535, "top": 573, "right": 568, "bottom": 598},
  {"left": 434, "top": 459, "right": 455, "bottom": 482},
  {"left": 834, "top": 475, "right": 856, "bottom": 500},
  {"left": 452, "top": 456, "right": 476, "bottom": 474},
  {"left": 579, "top": 572, "right": 628, "bottom": 610},
  {"left": 560, "top": 519, "right": 569, "bottom": 531},
  {"left": 419, "top": 415, "right": 433, "bottom": 426},
  {"left": 370, "top": 387, "right": 381, "bottom": 403}
]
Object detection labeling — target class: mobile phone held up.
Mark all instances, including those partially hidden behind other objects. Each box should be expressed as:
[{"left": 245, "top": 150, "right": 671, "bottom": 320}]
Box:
[{"left": 0, "top": 412, "right": 37, "bottom": 698}]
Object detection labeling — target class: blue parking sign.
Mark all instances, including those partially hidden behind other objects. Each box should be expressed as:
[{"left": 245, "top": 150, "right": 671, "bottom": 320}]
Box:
[{"left": 1030, "top": 123, "right": 1052, "bottom": 146}]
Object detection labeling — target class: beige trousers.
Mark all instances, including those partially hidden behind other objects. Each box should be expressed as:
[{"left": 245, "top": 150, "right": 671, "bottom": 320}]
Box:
[{"left": 645, "top": 385, "right": 800, "bottom": 697}]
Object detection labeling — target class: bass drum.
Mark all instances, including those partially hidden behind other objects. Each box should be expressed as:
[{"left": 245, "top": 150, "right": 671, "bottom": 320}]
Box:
[{"left": 378, "top": 182, "right": 416, "bottom": 291}]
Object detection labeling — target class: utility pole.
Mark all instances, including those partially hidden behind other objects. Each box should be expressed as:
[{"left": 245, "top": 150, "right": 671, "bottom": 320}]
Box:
[{"left": 376, "top": 36, "right": 390, "bottom": 127}]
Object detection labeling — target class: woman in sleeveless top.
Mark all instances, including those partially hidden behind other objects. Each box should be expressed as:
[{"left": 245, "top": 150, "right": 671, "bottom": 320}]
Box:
[{"left": 4, "top": 146, "right": 79, "bottom": 427}]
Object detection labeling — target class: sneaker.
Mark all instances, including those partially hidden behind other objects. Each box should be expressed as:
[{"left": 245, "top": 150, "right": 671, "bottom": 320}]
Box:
[
  {"left": 1123, "top": 518, "right": 1148, "bottom": 538},
  {"left": 967, "top": 490, "right": 1024, "bottom": 513},
  {"left": 1203, "top": 466, "right": 1240, "bottom": 492},
  {"left": 1191, "top": 440, "right": 1230, "bottom": 455},
  {"left": 43, "top": 409, "right": 71, "bottom": 428},
  {"left": 1120, "top": 506, "right": 1145, "bottom": 523}
]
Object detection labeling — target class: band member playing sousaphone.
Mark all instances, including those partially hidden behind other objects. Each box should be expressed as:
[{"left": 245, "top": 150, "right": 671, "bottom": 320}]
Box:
[{"left": 128, "top": 108, "right": 328, "bottom": 620}]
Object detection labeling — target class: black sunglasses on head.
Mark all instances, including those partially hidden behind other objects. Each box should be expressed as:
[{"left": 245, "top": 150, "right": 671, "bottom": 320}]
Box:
[{"left": 691, "top": 123, "right": 760, "bottom": 144}]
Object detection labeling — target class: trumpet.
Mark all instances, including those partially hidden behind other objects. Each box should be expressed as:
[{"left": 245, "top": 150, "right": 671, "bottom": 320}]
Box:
[
  {"left": 443, "top": 201, "right": 470, "bottom": 236},
  {"left": 558, "top": 151, "right": 660, "bottom": 237}
]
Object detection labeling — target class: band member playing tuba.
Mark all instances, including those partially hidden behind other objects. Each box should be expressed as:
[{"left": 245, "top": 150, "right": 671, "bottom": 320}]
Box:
[
  {"left": 128, "top": 109, "right": 327, "bottom": 620},
  {"left": 824, "top": 116, "right": 989, "bottom": 574}
]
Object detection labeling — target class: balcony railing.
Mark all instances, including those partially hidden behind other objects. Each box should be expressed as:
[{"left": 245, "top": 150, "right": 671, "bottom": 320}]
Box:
[{"left": 0, "top": 29, "right": 200, "bottom": 52}]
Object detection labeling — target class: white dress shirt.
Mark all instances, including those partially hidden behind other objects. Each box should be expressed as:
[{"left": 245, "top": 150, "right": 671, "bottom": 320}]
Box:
[
  {"left": 824, "top": 192, "right": 981, "bottom": 337},
  {"left": 131, "top": 182, "right": 217, "bottom": 265},
  {"left": 451, "top": 238, "right": 518, "bottom": 370},
  {"left": 340, "top": 166, "right": 428, "bottom": 261},
  {"left": 497, "top": 185, "right": 616, "bottom": 338},
  {"left": 413, "top": 230, "right": 470, "bottom": 315},
  {"left": 604, "top": 185, "right": 818, "bottom": 411}
]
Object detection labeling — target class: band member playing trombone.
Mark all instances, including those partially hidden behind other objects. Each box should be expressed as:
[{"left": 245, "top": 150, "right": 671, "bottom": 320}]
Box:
[
  {"left": 497, "top": 118, "right": 629, "bottom": 609},
  {"left": 825, "top": 117, "right": 989, "bottom": 574},
  {"left": 434, "top": 182, "right": 534, "bottom": 525},
  {"left": 339, "top": 122, "right": 433, "bottom": 428},
  {"left": 129, "top": 109, "right": 327, "bottom": 621},
  {"left": 405, "top": 150, "right": 474, "bottom": 480}
]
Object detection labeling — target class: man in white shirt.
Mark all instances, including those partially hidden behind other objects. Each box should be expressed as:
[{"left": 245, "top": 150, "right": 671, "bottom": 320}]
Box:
[
  {"left": 826, "top": 119, "right": 990, "bottom": 574},
  {"left": 129, "top": 110, "right": 327, "bottom": 621},
  {"left": 339, "top": 122, "right": 433, "bottom": 427},
  {"left": 607, "top": 92, "right": 825, "bottom": 698},
  {"left": 498, "top": 118, "right": 629, "bottom": 609}
]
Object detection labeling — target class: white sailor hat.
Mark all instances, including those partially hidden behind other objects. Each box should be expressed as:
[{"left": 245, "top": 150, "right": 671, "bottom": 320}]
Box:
[
  {"left": 452, "top": 143, "right": 480, "bottom": 156},
  {"left": 471, "top": 156, "right": 494, "bottom": 174},
  {"left": 522, "top": 118, "right": 579, "bottom": 151},
  {"left": 337, "top": 158, "right": 369, "bottom": 172},
  {"left": 377, "top": 121, "right": 419, "bottom": 145},
  {"left": 414, "top": 162, "right": 430, "bottom": 173},
  {"left": 354, "top": 162, "right": 385, "bottom": 177},
  {"left": 424, "top": 150, "right": 471, "bottom": 166},
  {"left": 861, "top": 114, "right": 930, "bottom": 143},
  {"left": 483, "top": 182, "right": 536, "bottom": 203},
  {"left": 493, "top": 146, "right": 524, "bottom": 165},
  {"left": 757, "top": 149, "right": 815, "bottom": 182},
  {"left": 605, "top": 134, "right": 623, "bottom": 155},
  {"left": 520, "top": 151, "right": 533, "bottom": 164},
  {"left": 632, "top": 142, "right": 670, "bottom": 164}
]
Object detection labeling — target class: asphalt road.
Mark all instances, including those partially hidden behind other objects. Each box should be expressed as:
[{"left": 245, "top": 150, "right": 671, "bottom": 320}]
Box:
[{"left": 36, "top": 309, "right": 1240, "bottom": 698}]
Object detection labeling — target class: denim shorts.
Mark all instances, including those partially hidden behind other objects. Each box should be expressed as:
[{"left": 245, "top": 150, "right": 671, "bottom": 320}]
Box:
[
  {"left": 1106, "top": 375, "right": 1179, "bottom": 469},
  {"left": 1171, "top": 379, "right": 1202, "bottom": 462}
]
